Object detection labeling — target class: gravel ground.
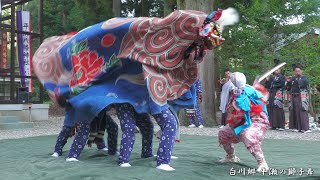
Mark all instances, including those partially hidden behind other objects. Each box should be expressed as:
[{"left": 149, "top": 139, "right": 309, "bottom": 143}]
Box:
[{"left": 1, "top": 115, "right": 320, "bottom": 141}]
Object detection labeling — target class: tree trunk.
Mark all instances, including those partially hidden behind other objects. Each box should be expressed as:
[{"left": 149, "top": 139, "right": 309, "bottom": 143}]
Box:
[
  {"left": 112, "top": 0, "right": 121, "bottom": 17},
  {"left": 184, "top": 0, "right": 218, "bottom": 127},
  {"left": 175, "top": 0, "right": 188, "bottom": 126},
  {"left": 164, "top": 0, "right": 175, "bottom": 16},
  {"left": 62, "top": 12, "right": 66, "bottom": 33},
  {"left": 176, "top": 0, "right": 185, "bottom": 10},
  {"left": 141, "top": 0, "right": 148, "bottom": 16}
]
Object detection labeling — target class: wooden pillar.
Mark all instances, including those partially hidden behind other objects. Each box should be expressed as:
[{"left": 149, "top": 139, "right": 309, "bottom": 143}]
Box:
[
  {"left": 38, "top": 0, "right": 44, "bottom": 103},
  {"left": 9, "top": 0, "right": 15, "bottom": 102}
]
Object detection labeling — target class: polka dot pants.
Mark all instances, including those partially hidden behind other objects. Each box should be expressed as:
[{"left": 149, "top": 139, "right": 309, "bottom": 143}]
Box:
[
  {"left": 153, "top": 109, "right": 177, "bottom": 166},
  {"left": 54, "top": 126, "right": 73, "bottom": 156},
  {"left": 67, "top": 122, "right": 90, "bottom": 159},
  {"left": 116, "top": 103, "right": 177, "bottom": 166},
  {"left": 116, "top": 104, "right": 154, "bottom": 165},
  {"left": 189, "top": 100, "right": 204, "bottom": 126}
]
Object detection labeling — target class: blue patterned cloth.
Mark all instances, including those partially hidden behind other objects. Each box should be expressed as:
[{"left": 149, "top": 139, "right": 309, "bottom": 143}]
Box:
[
  {"left": 34, "top": 11, "right": 206, "bottom": 124},
  {"left": 64, "top": 59, "right": 197, "bottom": 124},
  {"left": 234, "top": 85, "right": 268, "bottom": 135}
]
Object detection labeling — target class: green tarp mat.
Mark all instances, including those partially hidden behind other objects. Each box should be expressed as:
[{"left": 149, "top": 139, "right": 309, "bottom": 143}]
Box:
[{"left": 0, "top": 134, "right": 319, "bottom": 180}]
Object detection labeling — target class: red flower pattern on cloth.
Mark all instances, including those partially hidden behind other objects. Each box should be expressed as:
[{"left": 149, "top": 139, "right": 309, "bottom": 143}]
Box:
[{"left": 70, "top": 50, "right": 104, "bottom": 86}]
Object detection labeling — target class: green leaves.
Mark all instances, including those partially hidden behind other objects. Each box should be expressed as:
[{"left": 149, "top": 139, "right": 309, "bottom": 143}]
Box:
[
  {"left": 69, "top": 0, "right": 113, "bottom": 30},
  {"left": 75, "top": 70, "right": 82, "bottom": 80},
  {"left": 214, "top": 0, "right": 320, "bottom": 83},
  {"left": 121, "top": 0, "right": 164, "bottom": 17},
  {"left": 106, "top": 54, "right": 121, "bottom": 69},
  {"left": 71, "top": 40, "right": 88, "bottom": 55}
]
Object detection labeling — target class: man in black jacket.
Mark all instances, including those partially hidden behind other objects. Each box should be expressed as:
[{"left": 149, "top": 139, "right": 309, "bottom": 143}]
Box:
[
  {"left": 286, "top": 63, "right": 311, "bottom": 133},
  {"left": 265, "top": 67, "right": 286, "bottom": 131}
]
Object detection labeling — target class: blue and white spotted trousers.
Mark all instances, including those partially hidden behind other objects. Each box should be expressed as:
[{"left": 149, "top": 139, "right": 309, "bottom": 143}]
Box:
[{"left": 116, "top": 103, "right": 177, "bottom": 166}]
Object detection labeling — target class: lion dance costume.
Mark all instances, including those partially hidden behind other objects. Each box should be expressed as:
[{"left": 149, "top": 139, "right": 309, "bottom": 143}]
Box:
[{"left": 33, "top": 8, "right": 239, "bottom": 171}]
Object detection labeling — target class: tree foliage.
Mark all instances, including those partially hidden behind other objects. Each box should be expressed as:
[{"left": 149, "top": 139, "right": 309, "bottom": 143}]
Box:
[
  {"left": 69, "top": 0, "right": 113, "bottom": 30},
  {"left": 42, "top": 0, "right": 76, "bottom": 37},
  {"left": 214, "top": 0, "right": 320, "bottom": 83},
  {"left": 25, "top": 0, "right": 113, "bottom": 38},
  {"left": 121, "top": 0, "right": 164, "bottom": 17}
]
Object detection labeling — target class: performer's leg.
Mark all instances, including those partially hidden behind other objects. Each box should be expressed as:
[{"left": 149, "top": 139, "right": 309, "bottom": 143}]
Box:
[
  {"left": 105, "top": 114, "right": 118, "bottom": 155},
  {"left": 152, "top": 109, "right": 177, "bottom": 171},
  {"left": 241, "top": 122, "right": 269, "bottom": 172},
  {"left": 218, "top": 125, "right": 241, "bottom": 162},
  {"left": 168, "top": 107, "right": 180, "bottom": 159},
  {"left": 195, "top": 103, "right": 204, "bottom": 126},
  {"left": 87, "top": 117, "right": 98, "bottom": 147},
  {"left": 188, "top": 115, "right": 196, "bottom": 127},
  {"left": 116, "top": 104, "right": 136, "bottom": 167},
  {"left": 154, "top": 129, "right": 179, "bottom": 159},
  {"left": 95, "top": 112, "right": 107, "bottom": 150},
  {"left": 66, "top": 122, "right": 90, "bottom": 161},
  {"left": 135, "top": 113, "right": 154, "bottom": 158},
  {"left": 52, "top": 126, "right": 73, "bottom": 157}
]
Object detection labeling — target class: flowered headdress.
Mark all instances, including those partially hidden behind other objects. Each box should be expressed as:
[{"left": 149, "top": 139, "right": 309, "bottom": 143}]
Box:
[
  {"left": 184, "top": 8, "right": 239, "bottom": 61},
  {"left": 199, "top": 7, "right": 239, "bottom": 49}
]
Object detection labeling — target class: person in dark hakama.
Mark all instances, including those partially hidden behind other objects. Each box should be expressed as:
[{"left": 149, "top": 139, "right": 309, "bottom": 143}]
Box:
[
  {"left": 265, "top": 66, "right": 286, "bottom": 131},
  {"left": 286, "top": 64, "right": 311, "bottom": 133}
]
